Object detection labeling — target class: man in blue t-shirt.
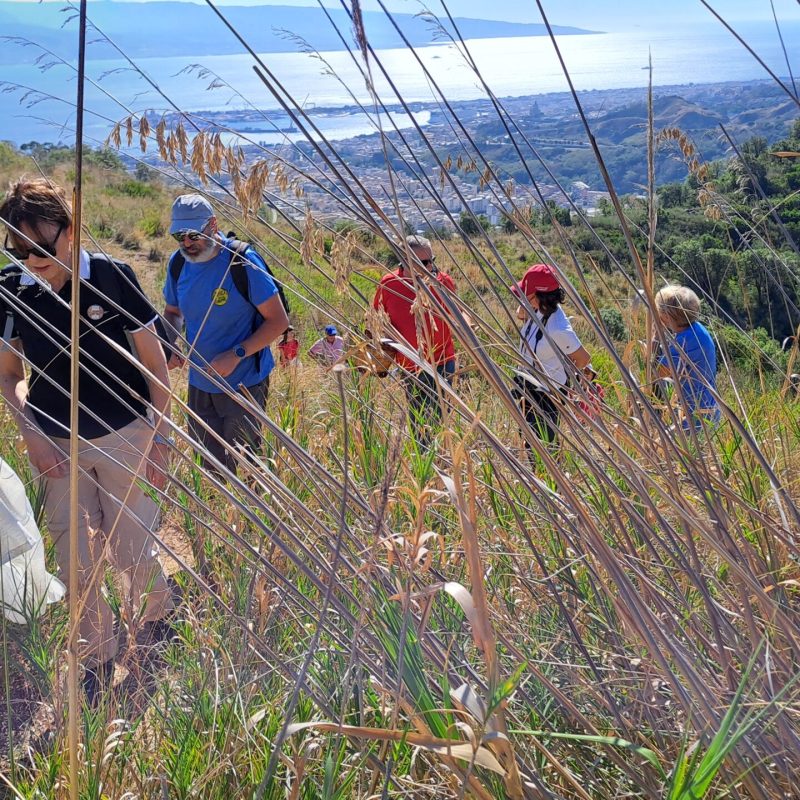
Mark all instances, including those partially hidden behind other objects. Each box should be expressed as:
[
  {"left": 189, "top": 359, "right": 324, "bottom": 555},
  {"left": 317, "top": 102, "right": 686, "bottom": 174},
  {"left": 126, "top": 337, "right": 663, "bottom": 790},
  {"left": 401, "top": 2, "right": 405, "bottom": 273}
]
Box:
[{"left": 163, "top": 194, "right": 289, "bottom": 473}]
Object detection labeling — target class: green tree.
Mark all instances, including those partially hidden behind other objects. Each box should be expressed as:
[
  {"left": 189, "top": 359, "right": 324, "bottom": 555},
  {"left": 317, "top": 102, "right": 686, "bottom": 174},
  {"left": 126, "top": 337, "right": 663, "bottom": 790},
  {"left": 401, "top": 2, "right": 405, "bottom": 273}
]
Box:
[
  {"left": 542, "top": 200, "right": 572, "bottom": 227},
  {"left": 658, "top": 183, "right": 688, "bottom": 208},
  {"left": 459, "top": 211, "right": 490, "bottom": 236}
]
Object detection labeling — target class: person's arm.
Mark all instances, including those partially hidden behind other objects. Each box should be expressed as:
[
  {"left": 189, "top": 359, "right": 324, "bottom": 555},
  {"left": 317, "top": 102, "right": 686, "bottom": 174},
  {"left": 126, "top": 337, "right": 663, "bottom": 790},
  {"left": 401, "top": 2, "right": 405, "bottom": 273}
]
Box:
[
  {"left": 0, "top": 347, "right": 67, "bottom": 478},
  {"left": 130, "top": 323, "right": 173, "bottom": 491},
  {"left": 566, "top": 345, "right": 591, "bottom": 371},
  {"left": 209, "top": 294, "right": 289, "bottom": 378},
  {"left": 550, "top": 320, "right": 591, "bottom": 374},
  {"left": 372, "top": 283, "right": 384, "bottom": 311},
  {"left": 163, "top": 304, "right": 185, "bottom": 369},
  {"left": 308, "top": 339, "right": 324, "bottom": 361}
]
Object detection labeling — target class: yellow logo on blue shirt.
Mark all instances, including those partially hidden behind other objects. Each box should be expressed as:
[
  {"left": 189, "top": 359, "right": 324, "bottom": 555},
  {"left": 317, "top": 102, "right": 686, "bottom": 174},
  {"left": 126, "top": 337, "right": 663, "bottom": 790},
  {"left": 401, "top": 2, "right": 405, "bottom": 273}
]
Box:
[{"left": 212, "top": 288, "right": 228, "bottom": 306}]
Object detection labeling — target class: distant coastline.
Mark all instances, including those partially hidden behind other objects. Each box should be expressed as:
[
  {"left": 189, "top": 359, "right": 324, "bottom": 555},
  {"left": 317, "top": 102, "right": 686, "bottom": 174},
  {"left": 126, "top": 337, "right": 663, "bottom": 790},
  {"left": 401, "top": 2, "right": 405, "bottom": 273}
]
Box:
[
  {"left": 0, "top": 1, "right": 599, "bottom": 64},
  {"left": 162, "top": 76, "right": 787, "bottom": 139},
  {"left": 141, "top": 77, "right": 795, "bottom": 204},
  {"left": 2, "top": 18, "right": 796, "bottom": 147}
]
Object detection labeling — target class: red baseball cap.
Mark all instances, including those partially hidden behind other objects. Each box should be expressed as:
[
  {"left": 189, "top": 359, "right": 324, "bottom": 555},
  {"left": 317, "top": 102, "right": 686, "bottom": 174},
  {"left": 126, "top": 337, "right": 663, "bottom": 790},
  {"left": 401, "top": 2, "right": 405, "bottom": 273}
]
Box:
[{"left": 511, "top": 263, "right": 560, "bottom": 297}]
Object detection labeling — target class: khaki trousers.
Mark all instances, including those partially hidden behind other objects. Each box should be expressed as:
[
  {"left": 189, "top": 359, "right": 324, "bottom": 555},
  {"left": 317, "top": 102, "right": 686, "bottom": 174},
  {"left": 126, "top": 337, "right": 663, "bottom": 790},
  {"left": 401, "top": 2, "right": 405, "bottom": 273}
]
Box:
[{"left": 43, "top": 417, "right": 173, "bottom": 664}]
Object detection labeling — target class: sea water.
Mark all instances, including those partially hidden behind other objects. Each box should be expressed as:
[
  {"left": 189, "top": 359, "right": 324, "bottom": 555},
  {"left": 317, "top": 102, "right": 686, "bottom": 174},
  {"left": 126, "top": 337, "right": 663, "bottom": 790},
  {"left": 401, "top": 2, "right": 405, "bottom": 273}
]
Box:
[{"left": 1, "top": 20, "right": 798, "bottom": 146}]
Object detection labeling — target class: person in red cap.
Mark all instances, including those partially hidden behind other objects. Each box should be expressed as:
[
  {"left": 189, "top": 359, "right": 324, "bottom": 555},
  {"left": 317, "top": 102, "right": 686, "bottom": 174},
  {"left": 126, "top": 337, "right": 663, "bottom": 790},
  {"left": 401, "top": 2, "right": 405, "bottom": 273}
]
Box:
[{"left": 511, "top": 263, "right": 590, "bottom": 447}]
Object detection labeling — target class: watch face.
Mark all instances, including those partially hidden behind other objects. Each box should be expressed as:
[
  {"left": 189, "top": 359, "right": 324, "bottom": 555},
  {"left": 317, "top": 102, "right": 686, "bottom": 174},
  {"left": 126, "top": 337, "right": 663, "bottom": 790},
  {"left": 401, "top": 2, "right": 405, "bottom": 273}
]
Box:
[{"left": 235, "top": 346, "right": 246, "bottom": 358}]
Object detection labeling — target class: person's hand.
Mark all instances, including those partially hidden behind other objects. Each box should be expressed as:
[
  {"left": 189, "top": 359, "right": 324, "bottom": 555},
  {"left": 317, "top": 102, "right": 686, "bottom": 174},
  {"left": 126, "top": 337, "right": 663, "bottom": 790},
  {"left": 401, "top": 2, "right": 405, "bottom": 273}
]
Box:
[
  {"left": 25, "top": 432, "right": 68, "bottom": 479},
  {"left": 167, "top": 351, "right": 185, "bottom": 370},
  {"left": 147, "top": 441, "right": 171, "bottom": 491},
  {"left": 209, "top": 350, "right": 241, "bottom": 378}
]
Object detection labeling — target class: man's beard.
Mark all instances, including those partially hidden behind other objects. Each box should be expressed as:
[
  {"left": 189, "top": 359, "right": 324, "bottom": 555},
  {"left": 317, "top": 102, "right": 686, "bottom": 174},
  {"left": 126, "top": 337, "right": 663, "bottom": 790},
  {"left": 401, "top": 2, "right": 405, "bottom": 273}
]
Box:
[{"left": 181, "top": 236, "right": 218, "bottom": 263}]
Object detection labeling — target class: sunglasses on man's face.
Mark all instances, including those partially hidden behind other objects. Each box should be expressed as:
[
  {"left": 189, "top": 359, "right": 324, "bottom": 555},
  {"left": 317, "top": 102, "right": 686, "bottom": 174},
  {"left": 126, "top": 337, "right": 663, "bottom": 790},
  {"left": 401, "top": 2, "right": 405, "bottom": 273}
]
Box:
[
  {"left": 172, "top": 230, "right": 205, "bottom": 244},
  {"left": 171, "top": 220, "right": 211, "bottom": 244},
  {"left": 4, "top": 223, "right": 65, "bottom": 261}
]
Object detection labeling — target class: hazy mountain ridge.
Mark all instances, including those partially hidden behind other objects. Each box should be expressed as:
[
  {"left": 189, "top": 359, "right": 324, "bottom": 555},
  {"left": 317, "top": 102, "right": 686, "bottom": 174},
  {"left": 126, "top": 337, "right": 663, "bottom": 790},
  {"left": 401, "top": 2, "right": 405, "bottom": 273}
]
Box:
[{"left": 0, "top": 2, "right": 598, "bottom": 63}]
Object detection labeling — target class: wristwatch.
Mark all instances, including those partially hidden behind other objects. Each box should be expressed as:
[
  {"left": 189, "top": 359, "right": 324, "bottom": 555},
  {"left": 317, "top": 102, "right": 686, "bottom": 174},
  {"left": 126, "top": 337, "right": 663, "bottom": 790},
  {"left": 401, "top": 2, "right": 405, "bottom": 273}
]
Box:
[{"left": 234, "top": 344, "right": 247, "bottom": 359}]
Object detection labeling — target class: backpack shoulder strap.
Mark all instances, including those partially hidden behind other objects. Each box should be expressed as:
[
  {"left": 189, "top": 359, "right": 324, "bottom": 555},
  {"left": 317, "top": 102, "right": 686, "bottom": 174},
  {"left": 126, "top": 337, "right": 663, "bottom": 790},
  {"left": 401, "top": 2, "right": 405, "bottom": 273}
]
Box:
[
  {"left": 227, "top": 239, "right": 291, "bottom": 316},
  {"left": 169, "top": 250, "right": 186, "bottom": 287},
  {"left": 227, "top": 239, "right": 252, "bottom": 305},
  {"left": 1, "top": 267, "right": 23, "bottom": 295},
  {"left": 1, "top": 268, "right": 23, "bottom": 341},
  {"left": 90, "top": 253, "right": 174, "bottom": 358},
  {"left": 533, "top": 311, "right": 553, "bottom": 353}
]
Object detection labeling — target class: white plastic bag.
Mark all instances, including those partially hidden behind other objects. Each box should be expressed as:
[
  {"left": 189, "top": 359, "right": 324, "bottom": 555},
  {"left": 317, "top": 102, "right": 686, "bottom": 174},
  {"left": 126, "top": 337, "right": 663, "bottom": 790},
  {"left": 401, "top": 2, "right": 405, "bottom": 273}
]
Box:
[{"left": 0, "top": 457, "right": 65, "bottom": 624}]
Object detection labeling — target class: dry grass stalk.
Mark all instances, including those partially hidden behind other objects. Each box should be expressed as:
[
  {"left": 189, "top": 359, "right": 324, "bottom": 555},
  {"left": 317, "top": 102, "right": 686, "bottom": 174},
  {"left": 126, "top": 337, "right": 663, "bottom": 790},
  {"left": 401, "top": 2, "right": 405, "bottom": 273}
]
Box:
[
  {"left": 330, "top": 230, "right": 358, "bottom": 295},
  {"left": 190, "top": 129, "right": 208, "bottom": 184},
  {"left": 301, "top": 207, "right": 325, "bottom": 266},
  {"left": 440, "top": 439, "right": 524, "bottom": 798},
  {"left": 6, "top": 3, "right": 800, "bottom": 797},
  {"left": 658, "top": 126, "right": 720, "bottom": 219}
]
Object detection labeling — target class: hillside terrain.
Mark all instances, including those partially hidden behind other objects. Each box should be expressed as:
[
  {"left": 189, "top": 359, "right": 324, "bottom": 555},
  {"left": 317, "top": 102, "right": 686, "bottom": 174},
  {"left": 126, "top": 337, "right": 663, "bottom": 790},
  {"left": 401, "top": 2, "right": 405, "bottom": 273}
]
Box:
[{"left": 1, "top": 110, "right": 800, "bottom": 798}]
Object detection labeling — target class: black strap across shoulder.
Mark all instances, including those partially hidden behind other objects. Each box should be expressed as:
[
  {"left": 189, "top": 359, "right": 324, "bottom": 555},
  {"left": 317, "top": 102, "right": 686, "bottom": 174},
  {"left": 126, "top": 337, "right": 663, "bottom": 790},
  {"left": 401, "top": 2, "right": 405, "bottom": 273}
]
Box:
[
  {"left": 168, "top": 238, "right": 291, "bottom": 315},
  {"left": 532, "top": 311, "right": 553, "bottom": 355},
  {"left": 1, "top": 267, "right": 23, "bottom": 341}
]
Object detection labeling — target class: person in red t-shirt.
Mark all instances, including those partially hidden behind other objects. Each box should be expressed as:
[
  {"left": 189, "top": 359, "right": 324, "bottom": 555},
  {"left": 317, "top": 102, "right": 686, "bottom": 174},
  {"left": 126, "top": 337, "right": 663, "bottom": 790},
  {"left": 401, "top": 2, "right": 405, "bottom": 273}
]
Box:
[
  {"left": 372, "top": 236, "right": 457, "bottom": 445},
  {"left": 277, "top": 326, "right": 299, "bottom": 367}
]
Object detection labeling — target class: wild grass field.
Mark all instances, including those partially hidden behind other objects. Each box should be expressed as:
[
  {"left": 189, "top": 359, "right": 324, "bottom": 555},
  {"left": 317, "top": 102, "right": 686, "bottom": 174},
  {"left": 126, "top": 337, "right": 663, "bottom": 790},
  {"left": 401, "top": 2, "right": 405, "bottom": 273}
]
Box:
[{"left": 2, "top": 4, "right": 800, "bottom": 798}]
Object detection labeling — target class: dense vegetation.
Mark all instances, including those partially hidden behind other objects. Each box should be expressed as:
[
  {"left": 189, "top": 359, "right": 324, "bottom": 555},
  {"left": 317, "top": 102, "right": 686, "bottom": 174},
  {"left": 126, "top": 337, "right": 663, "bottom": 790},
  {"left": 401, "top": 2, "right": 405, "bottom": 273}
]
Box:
[{"left": 1, "top": 83, "right": 800, "bottom": 800}]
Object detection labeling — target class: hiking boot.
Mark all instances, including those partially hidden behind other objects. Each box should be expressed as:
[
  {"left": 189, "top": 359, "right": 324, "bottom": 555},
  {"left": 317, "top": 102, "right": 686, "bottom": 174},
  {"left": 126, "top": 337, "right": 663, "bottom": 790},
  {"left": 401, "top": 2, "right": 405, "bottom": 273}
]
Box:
[
  {"left": 141, "top": 617, "right": 179, "bottom": 647},
  {"left": 82, "top": 659, "right": 115, "bottom": 707}
]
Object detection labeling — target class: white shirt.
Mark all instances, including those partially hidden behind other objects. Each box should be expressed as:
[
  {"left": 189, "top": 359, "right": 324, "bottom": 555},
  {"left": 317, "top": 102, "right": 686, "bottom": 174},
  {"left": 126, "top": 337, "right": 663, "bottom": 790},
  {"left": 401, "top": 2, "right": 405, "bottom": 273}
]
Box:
[
  {"left": 519, "top": 306, "right": 582, "bottom": 386},
  {"left": 309, "top": 335, "right": 344, "bottom": 364}
]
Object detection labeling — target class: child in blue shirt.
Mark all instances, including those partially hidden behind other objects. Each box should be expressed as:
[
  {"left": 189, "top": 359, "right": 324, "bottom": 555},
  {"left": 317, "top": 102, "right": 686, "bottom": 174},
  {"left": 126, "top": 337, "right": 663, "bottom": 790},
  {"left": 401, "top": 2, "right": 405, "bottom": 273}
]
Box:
[{"left": 655, "top": 285, "right": 720, "bottom": 430}]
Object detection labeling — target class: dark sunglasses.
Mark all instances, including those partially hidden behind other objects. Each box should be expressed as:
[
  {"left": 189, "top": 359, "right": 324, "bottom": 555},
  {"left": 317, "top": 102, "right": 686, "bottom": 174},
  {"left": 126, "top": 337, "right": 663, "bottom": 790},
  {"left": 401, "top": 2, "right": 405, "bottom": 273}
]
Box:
[
  {"left": 171, "top": 221, "right": 211, "bottom": 244},
  {"left": 4, "top": 223, "right": 65, "bottom": 261},
  {"left": 420, "top": 256, "right": 436, "bottom": 267}
]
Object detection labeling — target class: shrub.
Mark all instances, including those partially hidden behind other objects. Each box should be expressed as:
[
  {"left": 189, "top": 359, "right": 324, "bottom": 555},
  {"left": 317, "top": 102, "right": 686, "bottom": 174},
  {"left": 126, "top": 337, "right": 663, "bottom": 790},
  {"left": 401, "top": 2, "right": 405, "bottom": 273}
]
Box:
[
  {"left": 600, "top": 307, "right": 627, "bottom": 341},
  {"left": 88, "top": 220, "right": 115, "bottom": 240},
  {"left": 140, "top": 211, "right": 165, "bottom": 238},
  {"left": 105, "top": 179, "right": 158, "bottom": 199},
  {"left": 715, "top": 323, "right": 788, "bottom": 377},
  {"left": 134, "top": 162, "right": 157, "bottom": 182},
  {"left": 84, "top": 147, "right": 125, "bottom": 170},
  {"left": 459, "top": 211, "right": 490, "bottom": 236}
]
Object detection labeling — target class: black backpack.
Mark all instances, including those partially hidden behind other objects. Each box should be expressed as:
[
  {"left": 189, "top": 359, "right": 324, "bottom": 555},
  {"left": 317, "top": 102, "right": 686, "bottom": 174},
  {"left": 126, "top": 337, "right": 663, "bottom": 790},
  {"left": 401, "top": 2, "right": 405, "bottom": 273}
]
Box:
[{"left": 168, "top": 238, "right": 291, "bottom": 317}]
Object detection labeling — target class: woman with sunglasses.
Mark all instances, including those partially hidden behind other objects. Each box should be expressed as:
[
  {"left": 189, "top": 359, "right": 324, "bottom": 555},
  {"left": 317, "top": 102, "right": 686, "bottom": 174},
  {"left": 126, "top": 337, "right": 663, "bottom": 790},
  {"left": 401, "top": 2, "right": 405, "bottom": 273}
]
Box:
[{"left": 0, "top": 178, "right": 174, "bottom": 702}]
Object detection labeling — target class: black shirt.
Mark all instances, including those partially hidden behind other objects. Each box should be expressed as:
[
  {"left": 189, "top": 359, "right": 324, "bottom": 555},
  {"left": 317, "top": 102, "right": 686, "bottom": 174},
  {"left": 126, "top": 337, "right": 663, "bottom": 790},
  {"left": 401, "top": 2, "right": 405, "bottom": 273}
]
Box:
[{"left": 0, "top": 253, "right": 158, "bottom": 440}]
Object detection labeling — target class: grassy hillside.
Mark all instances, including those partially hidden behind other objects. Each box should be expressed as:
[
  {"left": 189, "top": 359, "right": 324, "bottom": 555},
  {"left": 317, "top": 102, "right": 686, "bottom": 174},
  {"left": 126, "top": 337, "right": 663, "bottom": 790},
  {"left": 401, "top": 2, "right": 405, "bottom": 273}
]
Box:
[{"left": 1, "top": 127, "right": 800, "bottom": 800}]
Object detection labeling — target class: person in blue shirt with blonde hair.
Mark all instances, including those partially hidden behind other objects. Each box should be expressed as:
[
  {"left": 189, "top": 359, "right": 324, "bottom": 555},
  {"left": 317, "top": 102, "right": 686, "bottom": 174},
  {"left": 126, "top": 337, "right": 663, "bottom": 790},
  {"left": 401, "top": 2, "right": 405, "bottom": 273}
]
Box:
[{"left": 655, "top": 284, "right": 720, "bottom": 430}]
